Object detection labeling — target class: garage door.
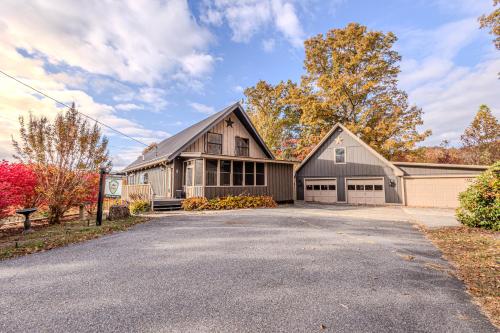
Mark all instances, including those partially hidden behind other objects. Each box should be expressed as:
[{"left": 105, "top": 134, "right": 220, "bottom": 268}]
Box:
[
  {"left": 347, "top": 178, "right": 385, "bottom": 205},
  {"left": 404, "top": 176, "right": 476, "bottom": 208},
  {"left": 304, "top": 179, "right": 337, "bottom": 203}
]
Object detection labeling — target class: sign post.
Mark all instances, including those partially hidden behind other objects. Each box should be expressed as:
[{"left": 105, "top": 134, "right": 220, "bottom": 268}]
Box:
[{"left": 96, "top": 167, "right": 106, "bottom": 226}]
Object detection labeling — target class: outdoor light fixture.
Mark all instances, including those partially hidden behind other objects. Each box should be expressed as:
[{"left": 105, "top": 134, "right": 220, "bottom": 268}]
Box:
[{"left": 389, "top": 179, "right": 396, "bottom": 187}]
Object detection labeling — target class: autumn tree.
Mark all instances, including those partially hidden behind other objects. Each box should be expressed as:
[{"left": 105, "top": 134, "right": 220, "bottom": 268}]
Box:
[
  {"left": 13, "top": 105, "right": 110, "bottom": 224},
  {"left": 245, "top": 80, "right": 301, "bottom": 159},
  {"left": 245, "top": 23, "right": 430, "bottom": 160},
  {"left": 479, "top": 0, "right": 500, "bottom": 50},
  {"left": 460, "top": 105, "right": 500, "bottom": 165}
]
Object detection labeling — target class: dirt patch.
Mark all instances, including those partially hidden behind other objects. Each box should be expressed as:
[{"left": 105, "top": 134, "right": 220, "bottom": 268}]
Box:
[{"left": 424, "top": 226, "right": 500, "bottom": 328}]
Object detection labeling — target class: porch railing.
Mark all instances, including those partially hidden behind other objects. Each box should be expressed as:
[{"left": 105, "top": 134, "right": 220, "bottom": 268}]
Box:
[
  {"left": 122, "top": 184, "right": 153, "bottom": 203},
  {"left": 185, "top": 186, "right": 204, "bottom": 198}
]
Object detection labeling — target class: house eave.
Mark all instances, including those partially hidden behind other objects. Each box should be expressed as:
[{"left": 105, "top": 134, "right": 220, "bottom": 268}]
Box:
[{"left": 122, "top": 156, "right": 169, "bottom": 173}]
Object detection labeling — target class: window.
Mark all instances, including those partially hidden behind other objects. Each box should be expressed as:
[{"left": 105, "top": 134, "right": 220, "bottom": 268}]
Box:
[
  {"left": 235, "top": 137, "right": 249, "bottom": 156},
  {"left": 335, "top": 147, "right": 346, "bottom": 163},
  {"left": 347, "top": 185, "right": 355, "bottom": 190},
  {"left": 306, "top": 185, "right": 313, "bottom": 190},
  {"left": 356, "top": 185, "right": 364, "bottom": 191},
  {"left": 206, "top": 159, "right": 218, "bottom": 186},
  {"left": 256, "top": 163, "right": 265, "bottom": 185},
  {"left": 142, "top": 172, "right": 149, "bottom": 184},
  {"left": 328, "top": 185, "right": 336, "bottom": 190},
  {"left": 233, "top": 161, "right": 243, "bottom": 186},
  {"left": 207, "top": 132, "right": 222, "bottom": 155},
  {"left": 374, "top": 185, "right": 383, "bottom": 191},
  {"left": 185, "top": 168, "right": 193, "bottom": 186},
  {"left": 365, "top": 185, "right": 374, "bottom": 191},
  {"left": 313, "top": 185, "right": 320, "bottom": 190},
  {"left": 220, "top": 160, "right": 231, "bottom": 186},
  {"left": 321, "top": 185, "right": 328, "bottom": 190},
  {"left": 245, "top": 162, "right": 254, "bottom": 185}
]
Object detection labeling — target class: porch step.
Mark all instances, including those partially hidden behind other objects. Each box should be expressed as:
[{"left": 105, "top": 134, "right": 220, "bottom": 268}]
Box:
[{"left": 152, "top": 199, "right": 182, "bottom": 211}]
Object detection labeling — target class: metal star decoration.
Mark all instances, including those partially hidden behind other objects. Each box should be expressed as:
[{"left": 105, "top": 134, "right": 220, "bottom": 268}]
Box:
[
  {"left": 225, "top": 117, "right": 234, "bottom": 127},
  {"left": 334, "top": 136, "right": 343, "bottom": 145}
]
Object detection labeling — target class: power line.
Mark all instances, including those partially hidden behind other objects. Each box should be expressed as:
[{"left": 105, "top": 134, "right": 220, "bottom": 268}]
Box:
[{"left": 0, "top": 69, "right": 149, "bottom": 147}]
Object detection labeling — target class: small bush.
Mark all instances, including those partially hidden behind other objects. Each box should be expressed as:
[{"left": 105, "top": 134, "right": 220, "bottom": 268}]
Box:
[
  {"left": 182, "top": 195, "right": 277, "bottom": 211},
  {"left": 129, "top": 200, "right": 150, "bottom": 214},
  {"left": 456, "top": 162, "right": 499, "bottom": 231},
  {"left": 181, "top": 197, "right": 208, "bottom": 211}
]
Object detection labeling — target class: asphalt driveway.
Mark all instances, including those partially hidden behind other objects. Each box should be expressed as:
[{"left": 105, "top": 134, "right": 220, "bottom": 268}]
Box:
[{"left": 0, "top": 207, "right": 495, "bottom": 332}]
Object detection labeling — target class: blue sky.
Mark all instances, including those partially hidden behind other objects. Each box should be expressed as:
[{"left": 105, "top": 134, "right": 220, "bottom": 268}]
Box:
[{"left": 0, "top": 0, "right": 498, "bottom": 169}]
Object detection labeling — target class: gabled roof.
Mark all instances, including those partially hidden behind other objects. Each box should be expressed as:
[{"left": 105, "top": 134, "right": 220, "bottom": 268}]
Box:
[
  {"left": 123, "top": 102, "right": 274, "bottom": 172},
  {"left": 295, "top": 123, "right": 404, "bottom": 176}
]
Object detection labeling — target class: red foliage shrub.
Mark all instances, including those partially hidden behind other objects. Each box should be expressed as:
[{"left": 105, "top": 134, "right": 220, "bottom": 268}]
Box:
[{"left": 0, "top": 161, "right": 40, "bottom": 218}]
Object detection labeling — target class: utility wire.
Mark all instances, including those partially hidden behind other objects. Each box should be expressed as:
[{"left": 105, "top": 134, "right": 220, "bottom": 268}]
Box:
[{"left": 0, "top": 69, "right": 149, "bottom": 147}]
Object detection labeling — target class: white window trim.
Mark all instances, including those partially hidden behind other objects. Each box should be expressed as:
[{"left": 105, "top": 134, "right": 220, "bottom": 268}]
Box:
[{"left": 334, "top": 147, "right": 346, "bottom": 164}]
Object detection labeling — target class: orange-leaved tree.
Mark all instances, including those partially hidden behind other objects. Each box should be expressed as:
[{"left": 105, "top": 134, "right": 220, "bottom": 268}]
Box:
[{"left": 13, "top": 105, "right": 110, "bottom": 224}]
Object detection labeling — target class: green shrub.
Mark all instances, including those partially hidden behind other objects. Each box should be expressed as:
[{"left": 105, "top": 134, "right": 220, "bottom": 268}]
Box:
[
  {"left": 182, "top": 195, "right": 277, "bottom": 211},
  {"left": 456, "top": 162, "right": 500, "bottom": 231},
  {"left": 129, "top": 200, "right": 150, "bottom": 214}
]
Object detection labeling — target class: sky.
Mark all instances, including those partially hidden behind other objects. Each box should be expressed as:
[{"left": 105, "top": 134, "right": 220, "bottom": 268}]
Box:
[{"left": 0, "top": 0, "right": 498, "bottom": 169}]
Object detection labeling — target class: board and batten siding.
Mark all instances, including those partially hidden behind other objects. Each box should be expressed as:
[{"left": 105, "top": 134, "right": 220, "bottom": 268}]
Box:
[
  {"left": 204, "top": 162, "right": 294, "bottom": 202},
  {"left": 184, "top": 115, "right": 268, "bottom": 159},
  {"left": 296, "top": 127, "right": 402, "bottom": 203}
]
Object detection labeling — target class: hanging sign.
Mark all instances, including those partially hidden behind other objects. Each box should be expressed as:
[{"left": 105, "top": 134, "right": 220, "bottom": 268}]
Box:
[{"left": 104, "top": 176, "right": 122, "bottom": 197}]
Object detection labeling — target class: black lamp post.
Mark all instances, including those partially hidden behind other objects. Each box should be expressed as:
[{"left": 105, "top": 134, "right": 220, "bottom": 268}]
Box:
[{"left": 16, "top": 208, "right": 37, "bottom": 233}]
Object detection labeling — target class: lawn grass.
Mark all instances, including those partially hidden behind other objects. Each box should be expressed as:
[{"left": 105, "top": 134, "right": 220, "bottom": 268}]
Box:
[
  {"left": 0, "top": 215, "right": 148, "bottom": 261},
  {"left": 425, "top": 226, "right": 499, "bottom": 327}
]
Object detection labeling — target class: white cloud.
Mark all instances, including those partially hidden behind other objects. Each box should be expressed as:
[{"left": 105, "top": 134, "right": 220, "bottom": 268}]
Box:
[
  {"left": 0, "top": 25, "right": 169, "bottom": 166},
  {"left": 397, "top": 16, "right": 500, "bottom": 146},
  {"left": 271, "top": 0, "right": 304, "bottom": 47},
  {"left": 115, "top": 103, "right": 143, "bottom": 111},
  {"left": 0, "top": 0, "right": 214, "bottom": 85},
  {"left": 201, "top": 0, "right": 304, "bottom": 47},
  {"left": 180, "top": 53, "right": 216, "bottom": 77},
  {"left": 233, "top": 85, "right": 244, "bottom": 93},
  {"left": 262, "top": 38, "right": 276, "bottom": 52},
  {"left": 190, "top": 102, "right": 216, "bottom": 114}
]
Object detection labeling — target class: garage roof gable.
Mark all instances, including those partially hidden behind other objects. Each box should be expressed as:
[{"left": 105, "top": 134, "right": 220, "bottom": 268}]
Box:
[{"left": 296, "top": 123, "right": 404, "bottom": 176}]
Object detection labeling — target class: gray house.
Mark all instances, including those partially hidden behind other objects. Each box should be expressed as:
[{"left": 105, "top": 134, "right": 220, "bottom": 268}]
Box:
[
  {"left": 295, "top": 123, "right": 487, "bottom": 208},
  {"left": 122, "top": 102, "right": 294, "bottom": 207}
]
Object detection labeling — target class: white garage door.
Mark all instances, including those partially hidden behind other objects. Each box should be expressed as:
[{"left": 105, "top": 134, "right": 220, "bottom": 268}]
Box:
[
  {"left": 404, "top": 176, "right": 476, "bottom": 208},
  {"left": 304, "top": 179, "right": 337, "bottom": 203},
  {"left": 347, "top": 178, "right": 385, "bottom": 205}
]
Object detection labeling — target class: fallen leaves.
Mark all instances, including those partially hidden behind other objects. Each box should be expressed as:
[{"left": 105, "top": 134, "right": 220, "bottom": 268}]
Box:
[{"left": 425, "top": 226, "right": 499, "bottom": 328}]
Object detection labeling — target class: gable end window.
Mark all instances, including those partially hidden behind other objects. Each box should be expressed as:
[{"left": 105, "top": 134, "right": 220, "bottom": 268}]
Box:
[
  {"left": 335, "top": 147, "right": 346, "bottom": 164},
  {"left": 207, "top": 132, "right": 222, "bottom": 155},
  {"left": 235, "top": 137, "right": 249, "bottom": 156}
]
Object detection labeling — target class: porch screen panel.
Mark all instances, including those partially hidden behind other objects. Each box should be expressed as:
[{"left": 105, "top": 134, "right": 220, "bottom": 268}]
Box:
[
  {"left": 206, "top": 159, "right": 218, "bottom": 186},
  {"left": 194, "top": 159, "right": 203, "bottom": 186},
  {"left": 233, "top": 161, "right": 243, "bottom": 186},
  {"left": 245, "top": 162, "right": 254, "bottom": 185},
  {"left": 220, "top": 160, "right": 231, "bottom": 186},
  {"left": 256, "top": 163, "right": 265, "bottom": 185}
]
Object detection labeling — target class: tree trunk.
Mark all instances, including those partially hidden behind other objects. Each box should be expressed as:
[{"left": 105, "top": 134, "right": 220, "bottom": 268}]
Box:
[{"left": 48, "top": 206, "right": 63, "bottom": 224}]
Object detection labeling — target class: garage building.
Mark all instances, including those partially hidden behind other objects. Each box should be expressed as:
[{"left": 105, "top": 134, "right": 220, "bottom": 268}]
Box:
[{"left": 295, "top": 123, "right": 488, "bottom": 208}]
